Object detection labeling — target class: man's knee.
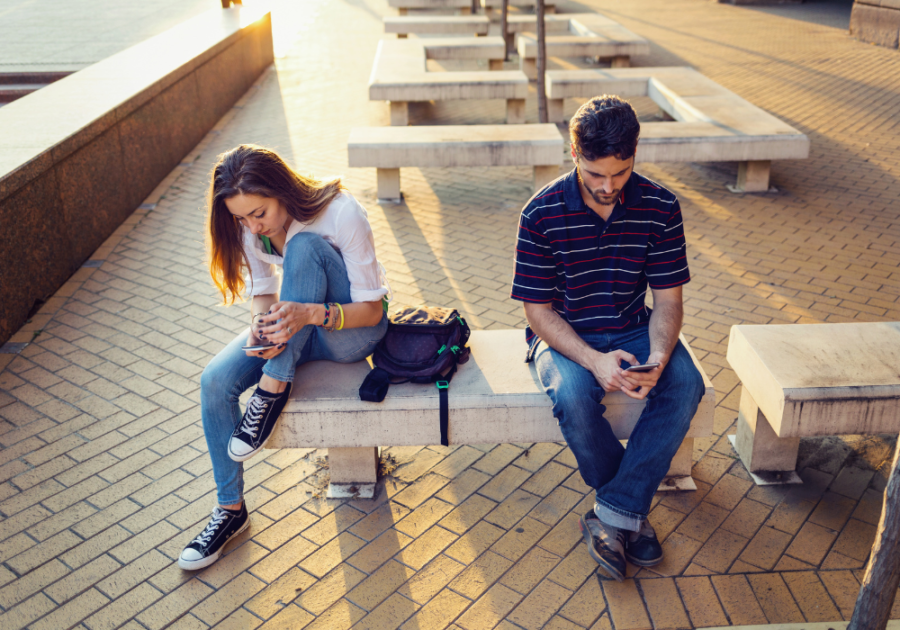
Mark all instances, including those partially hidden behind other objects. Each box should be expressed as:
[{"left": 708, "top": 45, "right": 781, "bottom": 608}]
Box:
[
  {"left": 658, "top": 345, "right": 705, "bottom": 409},
  {"left": 537, "top": 349, "right": 602, "bottom": 425}
]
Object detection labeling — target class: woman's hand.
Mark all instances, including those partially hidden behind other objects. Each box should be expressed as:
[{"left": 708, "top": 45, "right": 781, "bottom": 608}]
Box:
[
  {"left": 256, "top": 301, "right": 319, "bottom": 344},
  {"left": 243, "top": 329, "right": 287, "bottom": 360}
]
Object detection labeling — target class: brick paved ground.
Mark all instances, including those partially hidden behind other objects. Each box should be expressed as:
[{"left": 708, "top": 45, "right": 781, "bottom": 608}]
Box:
[{"left": 2, "top": 0, "right": 900, "bottom": 627}]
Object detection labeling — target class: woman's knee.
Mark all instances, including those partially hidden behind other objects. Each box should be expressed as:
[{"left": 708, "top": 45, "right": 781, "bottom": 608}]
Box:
[{"left": 284, "top": 232, "right": 330, "bottom": 264}]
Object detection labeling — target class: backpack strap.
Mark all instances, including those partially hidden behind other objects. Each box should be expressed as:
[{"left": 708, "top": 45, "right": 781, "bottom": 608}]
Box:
[
  {"left": 433, "top": 362, "right": 458, "bottom": 446},
  {"left": 359, "top": 368, "right": 391, "bottom": 402}
]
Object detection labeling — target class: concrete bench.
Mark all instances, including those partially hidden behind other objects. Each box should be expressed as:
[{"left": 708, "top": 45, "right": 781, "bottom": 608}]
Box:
[
  {"left": 515, "top": 14, "right": 650, "bottom": 79},
  {"left": 369, "top": 38, "right": 527, "bottom": 126},
  {"left": 384, "top": 15, "right": 490, "bottom": 37},
  {"left": 347, "top": 124, "right": 563, "bottom": 201},
  {"left": 545, "top": 67, "right": 810, "bottom": 192},
  {"left": 387, "top": 0, "right": 554, "bottom": 16},
  {"left": 726, "top": 323, "right": 900, "bottom": 485},
  {"left": 270, "top": 329, "right": 716, "bottom": 497}
]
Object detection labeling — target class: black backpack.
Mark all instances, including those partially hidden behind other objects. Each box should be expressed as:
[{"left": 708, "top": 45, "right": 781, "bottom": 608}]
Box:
[{"left": 359, "top": 306, "right": 471, "bottom": 445}]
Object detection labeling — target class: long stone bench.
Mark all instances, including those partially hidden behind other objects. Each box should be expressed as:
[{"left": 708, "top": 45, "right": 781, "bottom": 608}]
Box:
[
  {"left": 369, "top": 39, "right": 528, "bottom": 126},
  {"left": 270, "top": 329, "right": 716, "bottom": 497},
  {"left": 347, "top": 124, "right": 563, "bottom": 201},
  {"left": 384, "top": 15, "right": 490, "bottom": 37},
  {"left": 515, "top": 14, "right": 650, "bottom": 79},
  {"left": 387, "top": 0, "right": 555, "bottom": 16},
  {"left": 545, "top": 67, "right": 810, "bottom": 192},
  {"left": 0, "top": 7, "right": 274, "bottom": 345},
  {"left": 726, "top": 323, "right": 900, "bottom": 485}
]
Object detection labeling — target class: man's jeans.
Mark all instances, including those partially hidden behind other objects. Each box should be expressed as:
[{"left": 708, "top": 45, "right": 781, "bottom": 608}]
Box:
[
  {"left": 200, "top": 232, "right": 388, "bottom": 505},
  {"left": 535, "top": 324, "right": 704, "bottom": 532}
]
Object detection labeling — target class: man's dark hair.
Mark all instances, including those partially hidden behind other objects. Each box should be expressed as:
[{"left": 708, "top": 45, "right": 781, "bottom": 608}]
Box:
[{"left": 569, "top": 95, "right": 640, "bottom": 161}]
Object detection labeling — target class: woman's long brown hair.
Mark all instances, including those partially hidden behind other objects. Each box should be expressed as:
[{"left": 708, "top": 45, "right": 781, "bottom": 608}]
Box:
[{"left": 206, "top": 144, "right": 344, "bottom": 304}]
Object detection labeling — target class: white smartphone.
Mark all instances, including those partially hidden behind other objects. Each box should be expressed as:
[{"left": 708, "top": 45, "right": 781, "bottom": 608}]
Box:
[
  {"left": 624, "top": 362, "right": 660, "bottom": 373},
  {"left": 241, "top": 343, "right": 278, "bottom": 352}
]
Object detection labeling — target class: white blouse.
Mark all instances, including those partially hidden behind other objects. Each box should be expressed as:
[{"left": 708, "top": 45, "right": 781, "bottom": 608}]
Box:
[{"left": 242, "top": 192, "right": 390, "bottom": 303}]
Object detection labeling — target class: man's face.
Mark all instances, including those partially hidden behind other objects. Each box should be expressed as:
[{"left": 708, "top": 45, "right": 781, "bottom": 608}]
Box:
[{"left": 572, "top": 147, "right": 634, "bottom": 208}]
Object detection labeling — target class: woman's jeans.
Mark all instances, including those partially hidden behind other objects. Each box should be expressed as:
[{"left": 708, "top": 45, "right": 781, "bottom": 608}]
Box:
[
  {"left": 200, "top": 233, "right": 388, "bottom": 505},
  {"left": 535, "top": 324, "right": 705, "bottom": 532}
]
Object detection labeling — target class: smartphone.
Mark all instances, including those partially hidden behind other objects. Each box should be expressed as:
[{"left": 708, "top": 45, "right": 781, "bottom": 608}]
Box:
[
  {"left": 624, "top": 362, "right": 660, "bottom": 373},
  {"left": 241, "top": 343, "right": 278, "bottom": 352}
]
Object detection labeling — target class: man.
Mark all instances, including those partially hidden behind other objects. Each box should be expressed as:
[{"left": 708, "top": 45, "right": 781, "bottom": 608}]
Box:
[{"left": 510, "top": 95, "right": 705, "bottom": 581}]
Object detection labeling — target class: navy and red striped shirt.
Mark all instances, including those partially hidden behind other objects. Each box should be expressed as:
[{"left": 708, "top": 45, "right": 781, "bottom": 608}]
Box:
[{"left": 510, "top": 168, "right": 690, "bottom": 340}]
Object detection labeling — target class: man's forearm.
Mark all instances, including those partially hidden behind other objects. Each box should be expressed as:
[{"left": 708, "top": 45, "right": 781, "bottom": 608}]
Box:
[
  {"left": 648, "top": 300, "right": 683, "bottom": 362},
  {"left": 523, "top": 303, "right": 598, "bottom": 371}
]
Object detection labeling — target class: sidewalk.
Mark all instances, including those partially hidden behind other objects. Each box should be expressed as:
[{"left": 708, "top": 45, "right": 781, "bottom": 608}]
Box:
[{"left": 1, "top": 0, "right": 899, "bottom": 628}]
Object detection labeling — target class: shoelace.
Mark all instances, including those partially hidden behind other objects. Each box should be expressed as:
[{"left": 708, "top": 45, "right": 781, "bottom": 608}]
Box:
[
  {"left": 238, "top": 395, "right": 270, "bottom": 439},
  {"left": 192, "top": 508, "right": 228, "bottom": 548}
]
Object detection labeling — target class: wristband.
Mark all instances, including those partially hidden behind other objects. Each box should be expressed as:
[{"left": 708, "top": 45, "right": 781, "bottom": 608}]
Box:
[{"left": 336, "top": 303, "right": 345, "bottom": 331}]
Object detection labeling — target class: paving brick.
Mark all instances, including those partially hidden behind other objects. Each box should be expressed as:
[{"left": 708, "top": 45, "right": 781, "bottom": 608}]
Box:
[
  {"left": 818, "top": 570, "right": 860, "bottom": 620},
  {"left": 350, "top": 501, "right": 411, "bottom": 542},
  {"left": 396, "top": 525, "right": 459, "bottom": 571},
  {"left": 393, "top": 473, "right": 451, "bottom": 510},
  {"left": 472, "top": 444, "right": 523, "bottom": 476},
  {"left": 747, "top": 572, "right": 805, "bottom": 623},
  {"left": 500, "top": 547, "right": 561, "bottom": 595},
  {"left": 455, "top": 583, "right": 522, "bottom": 630},
  {"left": 298, "top": 599, "right": 359, "bottom": 630},
  {"left": 295, "top": 564, "right": 367, "bottom": 616},
  {"left": 676, "top": 576, "right": 728, "bottom": 628},
  {"left": 704, "top": 474, "right": 752, "bottom": 511},
  {"left": 347, "top": 559, "right": 417, "bottom": 611},
  {"left": 675, "top": 501, "right": 730, "bottom": 543},
  {"left": 439, "top": 494, "right": 498, "bottom": 535},
  {"left": 739, "top": 526, "right": 793, "bottom": 571},
  {"left": 445, "top": 521, "right": 505, "bottom": 564},
  {"left": 477, "top": 465, "right": 532, "bottom": 503},
  {"left": 692, "top": 528, "right": 749, "bottom": 573},
  {"left": 396, "top": 497, "right": 455, "bottom": 538},
  {"left": 719, "top": 497, "right": 771, "bottom": 539},
  {"left": 602, "top": 580, "right": 652, "bottom": 630},
  {"left": 647, "top": 532, "right": 703, "bottom": 578},
  {"left": 711, "top": 575, "right": 767, "bottom": 625},
  {"left": 192, "top": 572, "right": 267, "bottom": 626},
  {"left": 299, "top": 531, "right": 366, "bottom": 578},
  {"left": 808, "top": 491, "right": 857, "bottom": 532},
  {"left": 347, "top": 528, "right": 414, "bottom": 574},
  {"left": 0, "top": 593, "right": 58, "bottom": 630},
  {"left": 831, "top": 518, "right": 878, "bottom": 562},
  {"left": 483, "top": 489, "right": 541, "bottom": 530},
  {"left": 83, "top": 583, "right": 163, "bottom": 630},
  {"left": 640, "top": 577, "right": 691, "bottom": 630},
  {"left": 449, "top": 551, "right": 514, "bottom": 600},
  {"left": 398, "top": 554, "right": 466, "bottom": 605}
]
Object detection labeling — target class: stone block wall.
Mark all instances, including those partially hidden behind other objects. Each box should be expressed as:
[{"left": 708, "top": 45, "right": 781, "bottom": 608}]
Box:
[
  {"left": 851, "top": 0, "right": 900, "bottom": 48},
  {"left": 0, "top": 8, "right": 274, "bottom": 344}
]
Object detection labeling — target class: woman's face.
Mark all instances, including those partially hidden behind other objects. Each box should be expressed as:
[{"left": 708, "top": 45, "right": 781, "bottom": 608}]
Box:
[{"left": 225, "top": 193, "right": 291, "bottom": 237}]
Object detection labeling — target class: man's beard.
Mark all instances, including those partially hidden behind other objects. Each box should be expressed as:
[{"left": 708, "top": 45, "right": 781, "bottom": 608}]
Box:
[{"left": 577, "top": 168, "right": 620, "bottom": 207}]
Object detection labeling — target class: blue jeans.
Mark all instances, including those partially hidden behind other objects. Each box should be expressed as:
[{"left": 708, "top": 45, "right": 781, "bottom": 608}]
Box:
[
  {"left": 200, "top": 233, "right": 388, "bottom": 505},
  {"left": 535, "top": 324, "right": 704, "bottom": 532}
]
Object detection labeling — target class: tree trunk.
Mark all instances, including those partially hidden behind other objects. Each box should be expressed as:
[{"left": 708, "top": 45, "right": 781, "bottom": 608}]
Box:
[
  {"left": 501, "top": 0, "right": 509, "bottom": 61},
  {"left": 536, "top": 0, "right": 547, "bottom": 123},
  {"left": 848, "top": 437, "right": 900, "bottom": 630}
]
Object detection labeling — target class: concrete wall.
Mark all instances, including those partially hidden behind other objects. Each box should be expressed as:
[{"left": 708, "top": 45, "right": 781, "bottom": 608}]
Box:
[
  {"left": 851, "top": 0, "right": 900, "bottom": 49},
  {"left": 0, "top": 8, "right": 274, "bottom": 344}
]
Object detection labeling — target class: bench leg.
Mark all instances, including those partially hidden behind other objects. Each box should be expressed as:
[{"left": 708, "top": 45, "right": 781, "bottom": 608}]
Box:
[
  {"left": 548, "top": 98, "right": 565, "bottom": 124},
  {"left": 521, "top": 57, "right": 537, "bottom": 81},
  {"left": 397, "top": 33, "right": 408, "bottom": 39},
  {"left": 390, "top": 101, "right": 409, "bottom": 126},
  {"left": 731, "top": 160, "right": 772, "bottom": 193},
  {"left": 398, "top": 7, "right": 407, "bottom": 15},
  {"left": 506, "top": 98, "right": 526, "bottom": 124},
  {"left": 504, "top": 32, "right": 515, "bottom": 56},
  {"left": 327, "top": 447, "right": 378, "bottom": 499},
  {"left": 489, "top": 59, "right": 504, "bottom": 71},
  {"left": 377, "top": 168, "right": 402, "bottom": 202},
  {"left": 533, "top": 165, "right": 558, "bottom": 191},
  {"left": 657, "top": 438, "right": 697, "bottom": 492},
  {"left": 610, "top": 55, "right": 630, "bottom": 68},
  {"left": 731, "top": 387, "right": 802, "bottom": 484}
]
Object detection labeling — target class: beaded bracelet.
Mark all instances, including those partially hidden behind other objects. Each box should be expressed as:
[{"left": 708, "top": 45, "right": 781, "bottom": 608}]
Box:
[{"left": 322, "top": 303, "right": 330, "bottom": 328}]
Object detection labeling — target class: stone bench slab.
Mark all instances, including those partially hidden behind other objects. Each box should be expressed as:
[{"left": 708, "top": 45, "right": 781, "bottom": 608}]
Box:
[
  {"left": 727, "top": 322, "right": 900, "bottom": 484},
  {"left": 384, "top": 16, "right": 491, "bottom": 36},
  {"left": 348, "top": 124, "right": 563, "bottom": 199},
  {"left": 545, "top": 67, "right": 810, "bottom": 191},
  {"left": 271, "top": 329, "right": 715, "bottom": 495},
  {"left": 369, "top": 39, "right": 529, "bottom": 125}
]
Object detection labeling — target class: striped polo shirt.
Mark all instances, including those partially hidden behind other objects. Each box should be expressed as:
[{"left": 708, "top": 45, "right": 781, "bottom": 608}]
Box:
[{"left": 510, "top": 168, "right": 690, "bottom": 340}]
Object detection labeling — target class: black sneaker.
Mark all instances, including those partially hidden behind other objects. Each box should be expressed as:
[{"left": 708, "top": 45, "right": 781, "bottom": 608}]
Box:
[
  {"left": 625, "top": 518, "right": 663, "bottom": 567},
  {"left": 580, "top": 510, "right": 627, "bottom": 582},
  {"left": 178, "top": 504, "right": 249, "bottom": 570},
  {"left": 228, "top": 384, "right": 292, "bottom": 462}
]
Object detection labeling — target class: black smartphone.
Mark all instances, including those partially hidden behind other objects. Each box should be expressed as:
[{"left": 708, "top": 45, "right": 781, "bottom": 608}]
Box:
[
  {"left": 241, "top": 343, "right": 278, "bottom": 352},
  {"left": 624, "top": 362, "right": 660, "bottom": 373}
]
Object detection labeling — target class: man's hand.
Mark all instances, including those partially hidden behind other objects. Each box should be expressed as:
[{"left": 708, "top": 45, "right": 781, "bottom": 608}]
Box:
[
  {"left": 614, "top": 350, "right": 668, "bottom": 400},
  {"left": 588, "top": 349, "right": 639, "bottom": 392}
]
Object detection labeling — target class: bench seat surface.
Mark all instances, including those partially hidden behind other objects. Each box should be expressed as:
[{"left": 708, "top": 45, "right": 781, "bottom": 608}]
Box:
[
  {"left": 727, "top": 323, "right": 900, "bottom": 438},
  {"left": 271, "top": 329, "right": 714, "bottom": 448},
  {"left": 347, "top": 124, "right": 564, "bottom": 168}
]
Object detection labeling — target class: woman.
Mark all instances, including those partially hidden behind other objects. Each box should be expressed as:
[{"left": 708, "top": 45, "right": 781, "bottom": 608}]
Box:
[{"left": 178, "top": 145, "right": 389, "bottom": 570}]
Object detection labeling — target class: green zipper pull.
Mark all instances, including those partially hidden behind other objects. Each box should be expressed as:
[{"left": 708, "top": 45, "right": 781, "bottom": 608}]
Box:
[{"left": 436, "top": 344, "right": 447, "bottom": 356}]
